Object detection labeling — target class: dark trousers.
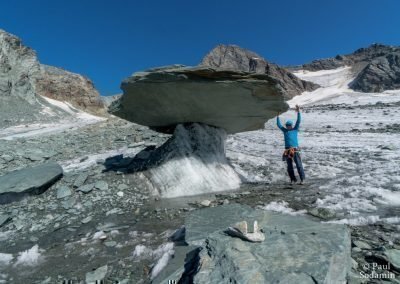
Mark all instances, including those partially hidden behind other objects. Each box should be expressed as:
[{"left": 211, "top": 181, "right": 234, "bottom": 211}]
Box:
[{"left": 286, "top": 152, "right": 305, "bottom": 182}]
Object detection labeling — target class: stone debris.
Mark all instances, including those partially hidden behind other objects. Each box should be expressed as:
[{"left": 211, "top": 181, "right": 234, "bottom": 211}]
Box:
[
  {"left": 56, "top": 186, "right": 72, "bottom": 199},
  {"left": 76, "top": 183, "right": 95, "bottom": 194}
]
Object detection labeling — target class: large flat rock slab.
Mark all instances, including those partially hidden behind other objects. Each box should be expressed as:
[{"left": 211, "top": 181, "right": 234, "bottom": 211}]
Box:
[
  {"left": 0, "top": 162, "right": 63, "bottom": 204},
  {"left": 113, "top": 65, "right": 289, "bottom": 134},
  {"left": 166, "top": 204, "right": 351, "bottom": 284}
]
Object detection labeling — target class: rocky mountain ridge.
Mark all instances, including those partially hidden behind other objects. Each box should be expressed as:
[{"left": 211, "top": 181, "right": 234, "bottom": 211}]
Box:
[
  {"left": 0, "top": 29, "right": 104, "bottom": 116},
  {"left": 296, "top": 43, "right": 400, "bottom": 92},
  {"left": 299, "top": 43, "right": 400, "bottom": 71},
  {"left": 200, "top": 43, "right": 400, "bottom": 94},
  {"left": 200, "top": 44, "right": 319, "bottom": 98}
]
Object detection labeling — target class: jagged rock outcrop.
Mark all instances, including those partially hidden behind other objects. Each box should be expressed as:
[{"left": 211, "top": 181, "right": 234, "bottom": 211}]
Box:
[
  {"left": 0, "top": 29, "right": 104, "bottom": 115},
  {"left": 350, "top": 52, "right": 400, "bottom": 92},
  {"left": 200, "top": 44, "right": 319, "bottom": 98},
  {"left": 101, "top": 94, "right": 122, "bottom": 108},
  {"left": 102, "top": 94, "right": 123, "bottom": 115},
  {"left": 299, "top": 44, "right": 400, "bottom": 72},
  {"left": 35, "top": 65, "right": 104, "bottom": 114},
  {"left": 0, "top": 29, "right": 40, "bottom": 103},
  {"left": 113, "top": 65, "right": 289, "bottom": 134},
  {"left": 297, "top": 43, "right": 400, "bottom": 92},
  {"left": 160, "top": 204, "right": 351, "bottom": 283}
]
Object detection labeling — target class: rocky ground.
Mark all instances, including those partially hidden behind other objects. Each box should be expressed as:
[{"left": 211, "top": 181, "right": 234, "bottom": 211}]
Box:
[{"left": 0, "top": 104, "right": 399, "bottom": 282}]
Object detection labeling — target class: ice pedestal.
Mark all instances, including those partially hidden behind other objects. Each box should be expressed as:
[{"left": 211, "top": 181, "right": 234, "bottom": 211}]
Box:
[{"left": 133, "top": 123, "right": 242, "bottom": 198}]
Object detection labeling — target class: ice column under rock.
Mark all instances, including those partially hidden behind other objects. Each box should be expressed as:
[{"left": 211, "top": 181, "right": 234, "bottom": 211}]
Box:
[{"left": 142, "top": 123, "right": 242, "bottom": 198}]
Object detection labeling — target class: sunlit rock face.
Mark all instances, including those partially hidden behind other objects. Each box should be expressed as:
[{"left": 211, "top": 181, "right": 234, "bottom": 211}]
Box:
[
  {"left": 35, "top": 65, "right": 105, "bottom": 114},
  {"left": 131, "top": 123, "right": 242, "bottom": 198},
  {"left": 0, "top": 29, "right": 40, "bottom": 103},
  {"left": 112, "top": 65, "right": 289, "bottom": 134},
  {"left": 0, "top": 29, "right": 104, "bottom": 115}
]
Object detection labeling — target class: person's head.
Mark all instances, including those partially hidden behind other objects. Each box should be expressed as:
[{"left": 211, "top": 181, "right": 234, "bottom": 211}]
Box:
[{"left": 286, "top": 120, "right": 293, "bottom": 129}]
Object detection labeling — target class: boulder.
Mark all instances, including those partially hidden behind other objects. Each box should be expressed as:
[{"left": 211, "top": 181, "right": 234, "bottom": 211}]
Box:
[
  {"left": 200, "top": 44, "right": 319, "bottom": 98},
  {"left": 0, "top": 162, "right": 63, "bottom": 204},
  {"left": 113, "top": 65, "right": 289, "bottom": 134},
  {"left": 161, "top": 204, "right": 351, "bottom": 283}
]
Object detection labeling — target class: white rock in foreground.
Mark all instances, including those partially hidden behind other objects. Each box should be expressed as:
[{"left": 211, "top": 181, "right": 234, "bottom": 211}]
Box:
[{"left": 225, "top": 220, "right": 265, "bottom": 242}]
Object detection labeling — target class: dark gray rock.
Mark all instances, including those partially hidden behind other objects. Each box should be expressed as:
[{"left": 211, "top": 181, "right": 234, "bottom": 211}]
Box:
[
  {"left": 299, "top": 44, "right": 400, "bottom": 72},
  {"left": 307, "top": 207, "right": 336, "bottom": 220},
  {"left": 200, "top": 44, "right": 319, "bottom": 98},
  {"left": 61, "top": 197, "right": 76, "bottom": 209},
  {"left": 0, "top": 162, "right": 63, "bottom": 204},
  {"left": 353, "top": 240, "right": 372, "bottom": 250},
  {"left": 101, "top": 94, "right": 122, "bottom": 112},
  {"left": 94, "top": 180, "right": 108, "bottom": 191},
  {"left": 296, "top": 57, "right": 345, "bottom": 71},
  {"left": 81, "top": 216, "right": 92, "bottom": 224},
  {"left": 114, "top": 65, "right": 289, "bottom": 134},
  {"left": 73, "top": 173, "right": 88, "bottom": 188},
  {"left": 350, "top": 53, "right": 400, "bottom": 92},
  {"left": 76, "top": 183, "right": 95, "bottom": 194},
  {"left": 56, "top": 186, "right": 72, "bottom": 199},
  {"left": 0, "top": 214, "right": 11, "bottom": 227},
  {"left": 295, "top": 43, "right": 400, "bottom": 93},
  {"left": 384, "top": 249, "right": 400, "bottom": 272},
  {"left": 163, "top": 204, "right": 351, "bottom": 283}
]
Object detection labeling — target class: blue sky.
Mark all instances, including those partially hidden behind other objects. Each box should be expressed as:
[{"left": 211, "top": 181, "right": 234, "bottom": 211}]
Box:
[{"left": 1, "top": 0, "right": 399, "bottom": 95}]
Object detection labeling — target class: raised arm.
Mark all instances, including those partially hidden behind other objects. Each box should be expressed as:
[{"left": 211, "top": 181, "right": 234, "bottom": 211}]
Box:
[
  {"left": 294, "top": 105, "right": 301, "bottom": 130},
  {"left": 277, "top": 114, "right": 285, "bottom": 131}
]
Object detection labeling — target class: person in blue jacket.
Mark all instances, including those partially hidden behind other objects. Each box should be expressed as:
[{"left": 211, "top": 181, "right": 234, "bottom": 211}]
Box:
[{"left": 277, "top": 105, "right": 305, "bottom": 185}]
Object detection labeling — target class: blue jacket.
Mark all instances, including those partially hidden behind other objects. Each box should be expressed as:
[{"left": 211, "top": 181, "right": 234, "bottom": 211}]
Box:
[{"left": 277, "top": 112, "right": 301, "bottom": 149}]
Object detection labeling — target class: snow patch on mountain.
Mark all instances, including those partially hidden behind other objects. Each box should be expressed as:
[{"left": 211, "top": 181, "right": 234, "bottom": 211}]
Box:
[{"left": 290, "top": 66, "right": 400, "bottom": 106}]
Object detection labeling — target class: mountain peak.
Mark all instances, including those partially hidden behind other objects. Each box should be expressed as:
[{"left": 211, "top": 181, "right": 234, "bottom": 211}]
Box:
[{"left": 200, "top": 44, "right": 318, "bottom": 98}]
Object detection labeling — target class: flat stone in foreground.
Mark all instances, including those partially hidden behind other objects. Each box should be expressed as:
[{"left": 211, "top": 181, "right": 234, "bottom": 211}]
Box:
[
  {"left": 163, "top": 204, "right": 351, "bottom": 284},
  {"left": 113, "top": 65, "right": 289, "bottom": 134},
  {"left": 0, "top": 162, "right": 63, "bottom": 204}
]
